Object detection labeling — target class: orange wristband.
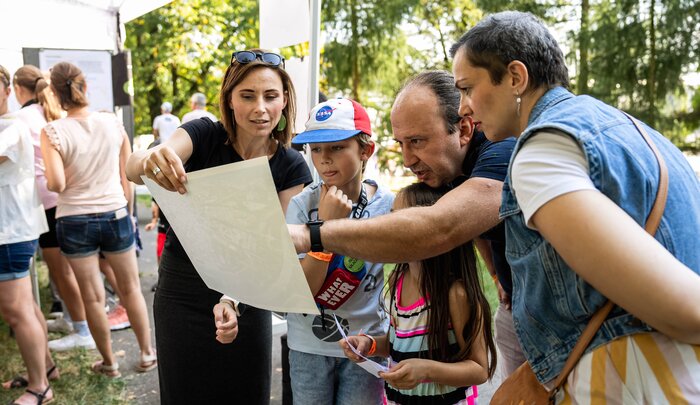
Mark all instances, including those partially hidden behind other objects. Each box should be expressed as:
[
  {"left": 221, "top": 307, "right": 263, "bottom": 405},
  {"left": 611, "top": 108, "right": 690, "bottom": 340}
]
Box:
[
  {"left": 491, "top": 274, "right": 499, "bottom": 283},
  {"left": 360, "top": 333, "right": 377, "bottom": 356},
  {"left": 307, "top": 251, "right": 333, "bottom": 262}
]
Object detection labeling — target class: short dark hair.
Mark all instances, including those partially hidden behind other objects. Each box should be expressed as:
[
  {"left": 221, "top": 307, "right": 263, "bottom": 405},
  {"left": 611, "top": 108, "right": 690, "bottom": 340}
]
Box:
[
  {"left": 397, "top": 70, "right": 462, "bottom": 135},
  {"left": 450, "top": 11, "right": 569, "bottom": 91}
]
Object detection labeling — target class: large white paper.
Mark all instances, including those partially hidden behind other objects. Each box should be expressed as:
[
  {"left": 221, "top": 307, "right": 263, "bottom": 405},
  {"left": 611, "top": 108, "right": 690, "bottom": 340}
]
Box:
[
  {"left": 334, "top": 315, "right": 390, "bottom": 378},
  {"left": 143, "top": 157, "right": 318, "bottom": 314}
]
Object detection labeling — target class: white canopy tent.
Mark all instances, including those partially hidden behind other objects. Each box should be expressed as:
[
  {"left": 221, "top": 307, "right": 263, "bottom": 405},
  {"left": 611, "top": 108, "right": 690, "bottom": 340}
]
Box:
[
  {"left": 0, "top": 0, "right": 173, "bottom": 303},
  {"left": 0, "top": 0, "right": 173, "bottom": 111},
  {"left": 1, "top": 0, "right": 321, "bottom": 113}
]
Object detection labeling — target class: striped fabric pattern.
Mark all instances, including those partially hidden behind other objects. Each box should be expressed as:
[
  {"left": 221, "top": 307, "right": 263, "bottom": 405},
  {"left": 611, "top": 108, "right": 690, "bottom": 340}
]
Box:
[
  {"left": 557, "top": 332, "right": 700, "bottom": 404},
  {"left": 384, "top": 273, "right": 477, "bottom": 405}
]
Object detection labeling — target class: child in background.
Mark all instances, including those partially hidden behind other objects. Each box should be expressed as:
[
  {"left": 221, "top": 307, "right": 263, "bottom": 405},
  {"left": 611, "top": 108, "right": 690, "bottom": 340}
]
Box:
[
  {"left": 340, "top": 183, "right": 496, "bottom": 405},
  {"left": 285, "top": 98, "right": 394, "bottom": 404}
]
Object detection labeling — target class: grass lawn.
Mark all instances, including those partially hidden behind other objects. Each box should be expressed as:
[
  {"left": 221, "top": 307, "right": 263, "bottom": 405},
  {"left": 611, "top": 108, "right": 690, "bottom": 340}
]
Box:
[
  {"left": 0, "top": 261, "right": 128, "bottom": 405},
  {"left": 478, "top": 255, "right": 500, "bottom": 316}
]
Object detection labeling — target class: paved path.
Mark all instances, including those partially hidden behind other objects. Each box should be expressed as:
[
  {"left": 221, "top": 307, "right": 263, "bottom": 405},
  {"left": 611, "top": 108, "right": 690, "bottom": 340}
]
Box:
[{"left": 119, "top": 199, "right": 500, "bottom": 404}]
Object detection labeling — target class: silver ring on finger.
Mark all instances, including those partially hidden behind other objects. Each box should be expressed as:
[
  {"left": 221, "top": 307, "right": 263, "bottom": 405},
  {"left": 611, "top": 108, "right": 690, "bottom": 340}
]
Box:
[{"left": 152, "top": 166, "right": 162, "bottom": 176}]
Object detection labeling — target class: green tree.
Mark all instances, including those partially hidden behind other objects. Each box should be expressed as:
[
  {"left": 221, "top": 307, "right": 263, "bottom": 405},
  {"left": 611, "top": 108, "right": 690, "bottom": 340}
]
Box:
[
  {"left": 479, "top": 0, "right": 699, "bottom": 147},
  {"left": 125, "top": 0, "right": 258, "bottom": 135},
  {"left": 321, "top": 0, "right": 419, "bottom": 103},
  {"left": 407, "top": 0, "right": 482, "bottom": 71},
  {"left": 582, "top": 0, "right": 699, "bottom": 141},
  {"left": 319, "top": 0, "right": 420, "bottom": 175},
  {"left": 320, "top": 0, "right": 491, "bottom": 174}
]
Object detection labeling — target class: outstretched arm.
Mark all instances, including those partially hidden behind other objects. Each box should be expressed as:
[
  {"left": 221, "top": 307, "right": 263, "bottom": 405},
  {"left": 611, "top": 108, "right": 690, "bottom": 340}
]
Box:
[
  {"left": 533, "top": 190, "right": 700, "bottom": 344},
  {"left": 290, "top": 177, "right": 502, "bottom": 263},
  {"left": 126, "top": 128, "right": 193, "bottom": 193}
]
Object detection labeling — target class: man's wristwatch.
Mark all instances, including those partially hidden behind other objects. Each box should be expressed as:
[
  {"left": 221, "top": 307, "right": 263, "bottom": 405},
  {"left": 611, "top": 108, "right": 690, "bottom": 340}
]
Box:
[{"left": 307, "top": 219, "right": 325, "bottom": 252}]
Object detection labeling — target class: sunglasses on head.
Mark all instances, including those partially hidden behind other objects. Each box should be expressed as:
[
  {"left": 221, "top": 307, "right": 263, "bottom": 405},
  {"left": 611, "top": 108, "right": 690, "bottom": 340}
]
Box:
[{"left": 231, "top": 51, "right": 285, "bottom": 68}]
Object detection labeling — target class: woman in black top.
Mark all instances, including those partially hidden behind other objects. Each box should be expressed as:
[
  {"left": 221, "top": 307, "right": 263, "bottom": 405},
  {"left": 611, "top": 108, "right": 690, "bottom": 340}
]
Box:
[{"left": 127, "top": 49, "right": 312, "bottom": 404}]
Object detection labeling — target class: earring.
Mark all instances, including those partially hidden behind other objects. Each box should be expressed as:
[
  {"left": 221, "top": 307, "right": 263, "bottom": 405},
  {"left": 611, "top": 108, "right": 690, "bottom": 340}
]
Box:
[
  {"left": 276, "top": 114, "right": 287, "bottom": 132},
  {"left": 516, "top": 92, "right": 522, "bottom": 117}
]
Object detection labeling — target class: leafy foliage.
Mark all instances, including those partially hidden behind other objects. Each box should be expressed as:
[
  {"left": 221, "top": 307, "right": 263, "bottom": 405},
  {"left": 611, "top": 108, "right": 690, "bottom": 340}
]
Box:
[
  {"left": 125, "top": 0, "right": 258, "bottom": 135},
  {"left": 125, "top": 0, "right": 699, "bottom": 156}
]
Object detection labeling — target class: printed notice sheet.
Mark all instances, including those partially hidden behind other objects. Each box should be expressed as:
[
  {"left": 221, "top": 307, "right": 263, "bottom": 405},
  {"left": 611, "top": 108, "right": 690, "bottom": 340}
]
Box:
[{"left": 143, "top": 157, "right": 318, "bottom": 314}]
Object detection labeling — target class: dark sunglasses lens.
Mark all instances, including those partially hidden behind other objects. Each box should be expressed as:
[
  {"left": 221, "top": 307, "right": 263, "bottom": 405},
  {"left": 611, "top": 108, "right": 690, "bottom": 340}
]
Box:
[
  {"left": 261, "top": 53, "right": 282, "bottom": 66},
  {"left": 235, "top": 51, "right": 257, "bottom": 63}
]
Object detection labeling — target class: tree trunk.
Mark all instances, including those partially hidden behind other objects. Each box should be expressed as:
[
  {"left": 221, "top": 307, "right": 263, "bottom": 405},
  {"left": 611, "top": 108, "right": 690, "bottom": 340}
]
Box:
[
  {"left": 350, "top": 0, "right": 361, "bottom": 103},
  {"left": 171, "top": 64, "right": 179, "bottom": 109},
  {"left": 648, "top": 0, "right": 656, "bottom": 126},
  {"left": 578, "top": 0, "right": 590, "bottom": 94}
]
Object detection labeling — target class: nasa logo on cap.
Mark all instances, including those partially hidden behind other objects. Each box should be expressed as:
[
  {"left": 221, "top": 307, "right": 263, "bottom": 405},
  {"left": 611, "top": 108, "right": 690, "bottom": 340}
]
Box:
[
  {"left": 291, "top": 98, "right": 373, "bottom": 145},
  {"left": 315, "top": 105, "right": 335, "bottom": 122}
]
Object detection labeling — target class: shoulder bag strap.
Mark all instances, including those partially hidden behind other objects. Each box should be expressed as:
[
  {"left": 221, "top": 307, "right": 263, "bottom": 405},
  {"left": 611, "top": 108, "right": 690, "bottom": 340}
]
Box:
[{"left": 550, "top": 112, "right": 669, "bottom": 394}]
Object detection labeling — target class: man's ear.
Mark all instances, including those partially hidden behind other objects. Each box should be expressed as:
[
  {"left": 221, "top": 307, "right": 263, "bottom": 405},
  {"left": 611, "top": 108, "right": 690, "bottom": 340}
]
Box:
[
  {"left": 506, "top": 60, "right": 529, "bottom": 95},
  {"left": 458, "top": 116, "right": 473, "bottom": 147}
]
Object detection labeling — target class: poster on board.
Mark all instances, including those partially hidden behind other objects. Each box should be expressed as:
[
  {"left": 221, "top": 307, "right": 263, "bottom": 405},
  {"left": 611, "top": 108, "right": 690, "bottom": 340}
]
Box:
[{"left": 39, "top": 49, "right": 114, "bottom": 112}]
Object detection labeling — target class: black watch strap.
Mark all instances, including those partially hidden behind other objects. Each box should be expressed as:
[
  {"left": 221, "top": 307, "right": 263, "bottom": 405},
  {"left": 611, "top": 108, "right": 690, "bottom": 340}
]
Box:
[{"left": 307, "top": 220, "right": 324, "bottom": 252}]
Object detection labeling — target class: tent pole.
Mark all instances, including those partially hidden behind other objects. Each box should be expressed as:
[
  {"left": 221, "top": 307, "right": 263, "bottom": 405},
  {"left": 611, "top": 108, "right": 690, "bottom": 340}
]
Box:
[{"left": 309, "top": 0, "right": 321, "bottom": 109}]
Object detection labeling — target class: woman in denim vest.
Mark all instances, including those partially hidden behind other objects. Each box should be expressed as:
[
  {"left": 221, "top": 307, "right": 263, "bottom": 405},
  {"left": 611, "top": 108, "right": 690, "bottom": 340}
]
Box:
[{"left": 450, "top": 11, "right": 700, "bottom": 403}]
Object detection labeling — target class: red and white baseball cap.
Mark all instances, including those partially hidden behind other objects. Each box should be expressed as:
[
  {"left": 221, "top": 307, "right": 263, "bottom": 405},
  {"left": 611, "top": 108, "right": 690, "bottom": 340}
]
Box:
[{"left": 292, "top": 98, "right": 372, "bottom": 144}]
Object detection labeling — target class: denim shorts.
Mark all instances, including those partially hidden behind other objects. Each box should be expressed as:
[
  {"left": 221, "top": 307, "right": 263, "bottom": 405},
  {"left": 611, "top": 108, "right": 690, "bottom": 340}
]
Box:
[
  {"left": 56, "top": 207, "right": 134, "bottom": 258},
  {"left": 0, "top": 240, "right": 38, "bottom": 281}
]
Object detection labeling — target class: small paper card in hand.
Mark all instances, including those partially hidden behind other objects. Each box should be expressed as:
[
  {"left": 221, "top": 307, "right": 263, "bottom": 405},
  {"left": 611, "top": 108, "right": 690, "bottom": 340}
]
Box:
[{"left": 334, "top": 314, "right": 390, "bottom": 378}]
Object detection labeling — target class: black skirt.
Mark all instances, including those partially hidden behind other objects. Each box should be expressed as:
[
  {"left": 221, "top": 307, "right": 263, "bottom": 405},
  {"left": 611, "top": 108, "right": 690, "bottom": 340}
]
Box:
[{"left": 154, "top": 248, "right": 272, "bottom": 404}]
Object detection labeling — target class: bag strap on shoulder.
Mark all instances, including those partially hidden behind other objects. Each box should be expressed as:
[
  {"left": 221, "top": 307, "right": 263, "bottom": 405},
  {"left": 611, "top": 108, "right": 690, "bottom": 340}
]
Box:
[{"left": 550, "top": 112, "right": 669, "bottom": 395}]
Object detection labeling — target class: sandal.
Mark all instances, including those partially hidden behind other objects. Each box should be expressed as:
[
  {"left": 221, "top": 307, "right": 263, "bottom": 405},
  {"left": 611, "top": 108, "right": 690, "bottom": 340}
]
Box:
[
  {"left": 9, "top": 385, "right": 54, "bottom": 405},
  {"left": 135, "top": 351, "right": 157, "bottom": 373},
  {"left": 91, "top": 361, "right": 121, "bottom": 378},
  {"left": 3, "top": 366, "right": 59, "bottom": 390}
]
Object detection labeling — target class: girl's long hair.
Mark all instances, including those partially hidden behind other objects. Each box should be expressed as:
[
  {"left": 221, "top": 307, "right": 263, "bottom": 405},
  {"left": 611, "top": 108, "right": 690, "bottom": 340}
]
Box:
[{"left": 386, "top": 183, "right": 497, "bottom": 378}]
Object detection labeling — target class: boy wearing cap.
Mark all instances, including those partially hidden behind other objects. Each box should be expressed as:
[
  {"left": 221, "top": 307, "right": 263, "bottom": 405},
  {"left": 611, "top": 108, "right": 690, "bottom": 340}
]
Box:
[{"left": 285, "top": 98, "right": 394, "bottom": 404}]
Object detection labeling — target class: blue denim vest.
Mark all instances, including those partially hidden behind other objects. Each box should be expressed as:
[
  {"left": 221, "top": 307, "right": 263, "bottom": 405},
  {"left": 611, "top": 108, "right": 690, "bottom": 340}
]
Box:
[{"left": 499, "top": 86, "right": 700, "bottom": 383}]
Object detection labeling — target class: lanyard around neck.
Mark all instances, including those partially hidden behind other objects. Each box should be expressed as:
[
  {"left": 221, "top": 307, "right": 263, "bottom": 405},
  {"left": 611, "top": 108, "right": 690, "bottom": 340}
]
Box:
[{"left": 351, "top": 183, "right": 368, "bottom": 219}]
